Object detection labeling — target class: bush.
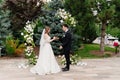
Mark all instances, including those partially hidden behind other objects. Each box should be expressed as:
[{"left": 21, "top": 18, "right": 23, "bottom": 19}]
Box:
[{"left": 5, "top": 35, "right": 25, "bottom": 56}]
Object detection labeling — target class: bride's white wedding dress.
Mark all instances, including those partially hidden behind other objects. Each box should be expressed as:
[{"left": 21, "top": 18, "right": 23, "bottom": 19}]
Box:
[{"left": 30, "top": 33, "right": 61, "bottom": 75}]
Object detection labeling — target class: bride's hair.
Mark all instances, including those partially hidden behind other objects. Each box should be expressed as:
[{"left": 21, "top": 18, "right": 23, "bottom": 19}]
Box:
[{"left": 45, "top": 26, "right": 50, "bottom": 34}]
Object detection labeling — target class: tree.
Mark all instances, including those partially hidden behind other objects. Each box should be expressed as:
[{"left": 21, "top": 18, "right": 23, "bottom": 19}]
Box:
[
  {"left": 0, "top": 0, "right": 11, "bottom": 48},
  {"left": 4, "top": 0, "right": 43, "bottom": 32},
  {"left": 112, "top": 0, "right": 120, "bottom": 40},
  {"left": 91, "top": 0, "right": 115, "bottom": 53},
  {"left": 64, "top": 0, "right": 97, "bottom": 43},
  {"left": 112, "top": 0, "right": 120, "bottom": 28}
]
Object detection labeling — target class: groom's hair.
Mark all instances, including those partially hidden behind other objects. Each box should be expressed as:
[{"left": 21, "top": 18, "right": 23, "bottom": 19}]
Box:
[{"left": 62, "top": 24, "right": 69, "bottom": 28}]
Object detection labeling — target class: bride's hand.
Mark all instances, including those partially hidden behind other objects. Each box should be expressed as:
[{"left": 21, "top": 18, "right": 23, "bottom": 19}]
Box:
[
  {"left": 53, "top": 36, "right": 59, "bottom": 40},
  {"left": 53, "top": 37, "right": 56, "bottom": 40},
  {"left": 55, "top": 36, "right": 59, "bottom": 40}
]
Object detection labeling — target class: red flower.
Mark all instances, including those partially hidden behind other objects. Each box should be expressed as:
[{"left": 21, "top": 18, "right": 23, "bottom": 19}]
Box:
[{"left": 113, "top": 42, "right": 119, "bottom": 47}]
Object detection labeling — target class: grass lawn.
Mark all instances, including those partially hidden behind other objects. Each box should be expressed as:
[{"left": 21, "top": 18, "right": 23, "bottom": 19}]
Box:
[{"left": 75, "top": 43, "right": 115, "bottom": 59}]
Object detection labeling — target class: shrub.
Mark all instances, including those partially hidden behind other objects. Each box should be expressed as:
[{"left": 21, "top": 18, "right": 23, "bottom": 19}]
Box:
[{"left": 5, "top": 35, "right": 25, "bottom": 56}]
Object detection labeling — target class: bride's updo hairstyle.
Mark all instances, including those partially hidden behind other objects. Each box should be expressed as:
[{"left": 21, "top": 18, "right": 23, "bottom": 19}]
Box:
[{"left": 45, "top": 26, "right": 50, "bottom": 34}]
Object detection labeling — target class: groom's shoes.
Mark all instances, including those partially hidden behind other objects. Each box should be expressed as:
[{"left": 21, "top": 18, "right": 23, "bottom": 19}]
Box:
[
  {"left": 62, "top": 66, "right": 67, "bottom": 70},
  {"left": 62, "top": 67, "right": 69, "bottom": 71}
]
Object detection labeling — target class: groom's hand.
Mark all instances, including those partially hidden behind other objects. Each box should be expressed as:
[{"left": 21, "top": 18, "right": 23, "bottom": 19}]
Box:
[
  {"left": 53, "top": 36, "right": 59, "bottom": 40},
  {"left": 55, "top": 36, "right": 59, "bottom": 40},
  {"left": 59, "top": 46, "right": 63, "bottom": 49}
]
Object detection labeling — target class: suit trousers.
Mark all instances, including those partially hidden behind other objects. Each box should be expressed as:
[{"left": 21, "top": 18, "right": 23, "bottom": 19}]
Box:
[{"left": 64, "top": 49, "right": 70, "bottom": 69}]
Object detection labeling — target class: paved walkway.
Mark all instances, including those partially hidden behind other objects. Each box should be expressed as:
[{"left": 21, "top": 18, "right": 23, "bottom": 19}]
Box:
[{"left": 0, "top": 57, "right": 120, "bottom": 80}]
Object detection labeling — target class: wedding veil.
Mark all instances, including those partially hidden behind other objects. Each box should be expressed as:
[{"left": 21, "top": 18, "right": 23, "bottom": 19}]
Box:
[{"left": 40, "top": 29, "right": 45, "bottom": 47}]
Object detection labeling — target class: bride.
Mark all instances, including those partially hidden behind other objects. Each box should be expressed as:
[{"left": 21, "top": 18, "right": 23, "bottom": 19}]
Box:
[{"left": 30, "top": 26, "right": 61, "bottom": 75}]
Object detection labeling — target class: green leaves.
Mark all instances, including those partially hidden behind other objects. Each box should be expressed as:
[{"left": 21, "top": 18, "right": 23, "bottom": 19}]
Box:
[
  {"left": 4, "top": 0, "right": 43, "bottom": 31},
  {"left": 0, "top": 1, "right": 11, "bottom": 48},
  {"left": 5, "top": 35, "right": 25, "bottom": 56},
  {"left": 98, "top": 5, "right": 115, "bottom": 22}
]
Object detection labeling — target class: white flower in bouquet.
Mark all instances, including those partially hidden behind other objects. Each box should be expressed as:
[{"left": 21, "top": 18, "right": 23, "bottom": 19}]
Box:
[
  {"left": 56, "top": 8, "right": 77, "bottom": 27},
  {"left": 30, "top": 32, "right": 34, "bottom": 36},
  {"left": 26, "top": 37, "right": 33, "bottom": 43},
  {"left": 26, "top": 52, "right": 31, "bottom": 57},
  {"left": 35, "top": 55, "right": 38, "bottom": 59},
  {"left": 64, "top": 15, "right": 68, "bottom": 20},
  {"left": 18, "top": 63, "right": 29, "bottom": 69},
  {"left": 60, "top": 20, "right": 64, "bottom": 23},
  {"left": 24, "top": 43, "right": 27, "bottom": 46},
  {"left": 77, "top": 62, "right": 87, "bottom": 66},
  {"left": 24, "top": 25, "right": 33, "bottom": 33},
  {"left": 24, "top": 35, "right": 29, "bottom": 39},
  {"left": 21, "top": 32, "right": 24, "bottom": 36}
]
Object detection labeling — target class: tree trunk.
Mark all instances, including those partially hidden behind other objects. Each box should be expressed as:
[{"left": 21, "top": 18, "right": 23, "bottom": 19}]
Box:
[{"left": 100, "top": 22, "right": 106, "bottom": 54}]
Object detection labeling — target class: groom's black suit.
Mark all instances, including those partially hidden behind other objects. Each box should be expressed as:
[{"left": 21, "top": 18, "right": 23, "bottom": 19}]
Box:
[{"left": 60, "top": 30, "right": 72, "bottom": 70}]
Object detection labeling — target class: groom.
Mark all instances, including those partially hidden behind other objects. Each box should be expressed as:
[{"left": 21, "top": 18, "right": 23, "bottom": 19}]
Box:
[{"left": 59, "top": 24, "right": 72, "bottom": 71}]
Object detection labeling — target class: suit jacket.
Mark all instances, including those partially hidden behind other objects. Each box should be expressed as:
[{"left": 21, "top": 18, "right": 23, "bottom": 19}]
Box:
[{"left": 60, "top": 30, "right": 72, "bottom": 51}]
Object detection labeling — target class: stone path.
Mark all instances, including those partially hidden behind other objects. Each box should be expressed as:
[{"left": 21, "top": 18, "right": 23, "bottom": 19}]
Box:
[{"left": 0, "top": 57, "right": 120, "bottom": 80}]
